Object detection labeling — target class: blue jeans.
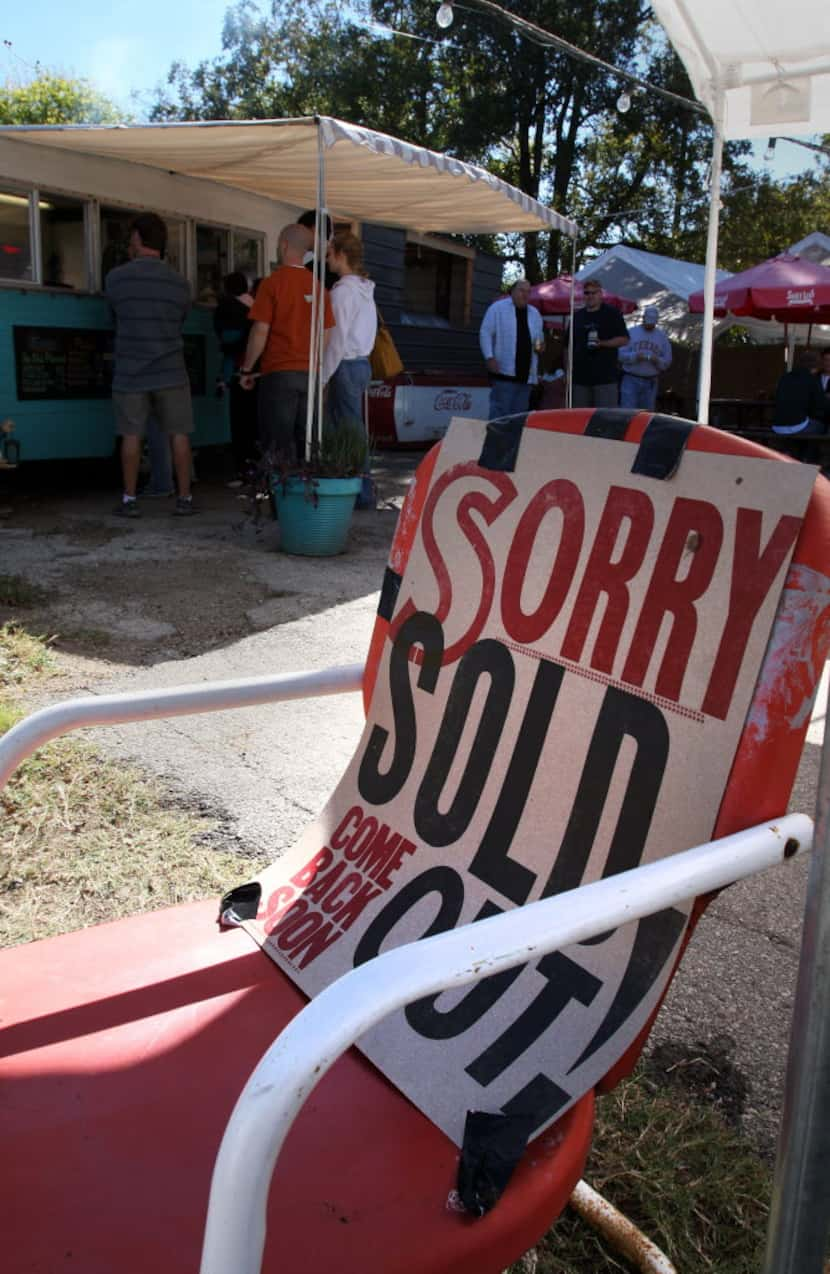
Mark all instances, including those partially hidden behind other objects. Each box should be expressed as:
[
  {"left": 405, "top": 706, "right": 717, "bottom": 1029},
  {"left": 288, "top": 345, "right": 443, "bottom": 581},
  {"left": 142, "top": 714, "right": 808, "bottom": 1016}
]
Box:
[
  {"left": 489, "top": 379, "right": 531, "bottom": 420},
  {"left": 620, "top": 374, "right": 658, "bottom": 411},
  {"left": 328, "top": 358, "right": 371, "bottom": 433}
]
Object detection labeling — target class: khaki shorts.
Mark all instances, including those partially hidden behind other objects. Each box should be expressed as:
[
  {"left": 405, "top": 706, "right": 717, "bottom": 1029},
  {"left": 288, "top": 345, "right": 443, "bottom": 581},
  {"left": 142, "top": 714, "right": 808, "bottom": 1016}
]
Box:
[{"left": 113, "top": 384, "right": 194, "bottom": 437}]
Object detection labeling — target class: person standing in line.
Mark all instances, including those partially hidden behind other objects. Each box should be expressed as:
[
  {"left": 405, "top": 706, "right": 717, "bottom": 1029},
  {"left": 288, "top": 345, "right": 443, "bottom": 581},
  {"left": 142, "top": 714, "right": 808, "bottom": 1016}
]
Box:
[
  {"left": 105, "top": 212, "right": 195, "bottom": 517},
  {"left": 323, "top": 230, "right": 378, "bottom": 509},
  {"left": 566, "top": 281, "right": 629, "bottom": 408},
  {"left": 323, "top": 231, "right": 377, "bottom": 429},
  {"left": 214, "top": 271, "right": 257, "bottom": 483},
  {"left": 618, "top": 306, "right": 672, "bottom": 412},
  {"left": 239, "top": 224, "right": 335, "bottom": 463},
  {"left": 479, "top": 279, "right": 544, "bottom": 420},
  {"left": 772, "top": 350, "right": 827, "bottom": 437}
]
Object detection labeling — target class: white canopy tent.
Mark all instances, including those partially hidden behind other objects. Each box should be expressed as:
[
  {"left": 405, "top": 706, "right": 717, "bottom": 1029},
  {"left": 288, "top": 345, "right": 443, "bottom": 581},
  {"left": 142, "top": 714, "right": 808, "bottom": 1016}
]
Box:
[
  {"left": 578, "top": 243, "right": 830, "bottom": 346},
  {"left": 649, "top": 1, "right": 830, "bottom": 422},
  {"left": 0, "top": 115, "right": 576, "bottom": 238}
]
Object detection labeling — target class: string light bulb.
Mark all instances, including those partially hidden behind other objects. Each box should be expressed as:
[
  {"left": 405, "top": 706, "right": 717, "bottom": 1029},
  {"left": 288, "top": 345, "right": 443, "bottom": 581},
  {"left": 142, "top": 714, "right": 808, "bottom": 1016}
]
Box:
[
  {"left": 436, "top": 3, "right": 454, "bottom": 29},
  {"left": 616, "top": 90, "right": 632, "bottom": 113},
  {"left": 764, "top": 137, "right": 777, "bottom": 161}
]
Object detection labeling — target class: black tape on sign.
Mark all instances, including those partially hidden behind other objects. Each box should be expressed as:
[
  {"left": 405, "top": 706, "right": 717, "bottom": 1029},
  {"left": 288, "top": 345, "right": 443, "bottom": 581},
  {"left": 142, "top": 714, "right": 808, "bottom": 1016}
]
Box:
[
  {"left": 456, "top": 1109, "right": 537, "bottom": 1216},
  {"left": 219, "top": 881, "right": 261, "bottom": 927},
  {"left": 377, "top": 566, "right": 402, "bottom": 622},
  {"left": 478, "top": 413, "right": 528, "bottom": 473},
  {"left": 631, "top": 414, "right": 694, "bottom": 480},
  {"left": 584, "top": 408, "right": 638, "bottom": 439}
]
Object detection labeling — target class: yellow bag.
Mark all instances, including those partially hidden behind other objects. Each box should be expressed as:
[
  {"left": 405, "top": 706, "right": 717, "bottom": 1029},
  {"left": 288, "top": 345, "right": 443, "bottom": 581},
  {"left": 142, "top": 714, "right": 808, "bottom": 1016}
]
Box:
[{"left": 370, "top": 311, "right": 404, "bottom": 380}]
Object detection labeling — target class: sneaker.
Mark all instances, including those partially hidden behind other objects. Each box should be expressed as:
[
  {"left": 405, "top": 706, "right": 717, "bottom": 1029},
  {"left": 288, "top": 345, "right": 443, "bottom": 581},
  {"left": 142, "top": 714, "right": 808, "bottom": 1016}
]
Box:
[
  {"left": 114, "top": 499, "right": 141, "bottom": 519},
  {"left": 173, "top": 497, "right": 196, "bottom": 517}
]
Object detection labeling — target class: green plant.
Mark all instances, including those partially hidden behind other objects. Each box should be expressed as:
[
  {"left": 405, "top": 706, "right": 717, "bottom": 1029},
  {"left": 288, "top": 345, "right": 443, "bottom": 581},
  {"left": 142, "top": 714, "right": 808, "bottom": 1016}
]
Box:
[{"left": 240, "top": 423, "right": 368, "bottom": 530}]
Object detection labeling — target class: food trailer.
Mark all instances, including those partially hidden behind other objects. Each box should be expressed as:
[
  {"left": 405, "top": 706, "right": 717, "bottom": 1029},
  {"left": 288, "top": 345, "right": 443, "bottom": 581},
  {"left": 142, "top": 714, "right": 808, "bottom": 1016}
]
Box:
[{"left": 0, "top": 118, "right": 538, "bottom": 461}]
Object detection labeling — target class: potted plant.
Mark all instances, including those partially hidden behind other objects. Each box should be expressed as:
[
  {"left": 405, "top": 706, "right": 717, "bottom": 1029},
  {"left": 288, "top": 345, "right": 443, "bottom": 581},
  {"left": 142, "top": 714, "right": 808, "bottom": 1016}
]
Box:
[{"left": 249, "top": 422, "right": 369, "bottom": 556}]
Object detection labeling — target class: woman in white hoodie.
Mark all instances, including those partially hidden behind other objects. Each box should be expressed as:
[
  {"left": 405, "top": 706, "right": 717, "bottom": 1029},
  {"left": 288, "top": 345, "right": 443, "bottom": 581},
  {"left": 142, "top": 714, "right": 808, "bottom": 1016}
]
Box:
[{"left": 323, "top": 231, "right": 378, "bottom": 432}]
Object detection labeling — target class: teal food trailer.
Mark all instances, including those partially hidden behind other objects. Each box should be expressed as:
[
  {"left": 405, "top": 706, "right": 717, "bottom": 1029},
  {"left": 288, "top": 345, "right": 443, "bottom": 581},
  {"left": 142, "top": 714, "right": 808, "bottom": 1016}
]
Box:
[{"left": 0, "top": 130, "right": 292, "bottom": 462}]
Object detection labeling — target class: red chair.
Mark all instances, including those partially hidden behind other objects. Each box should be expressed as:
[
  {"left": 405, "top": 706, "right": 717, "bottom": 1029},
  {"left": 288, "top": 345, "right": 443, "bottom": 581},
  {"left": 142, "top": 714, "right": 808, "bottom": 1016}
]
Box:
[{"left": 1, "top": 409, "right": 827, "bottom": 1274}]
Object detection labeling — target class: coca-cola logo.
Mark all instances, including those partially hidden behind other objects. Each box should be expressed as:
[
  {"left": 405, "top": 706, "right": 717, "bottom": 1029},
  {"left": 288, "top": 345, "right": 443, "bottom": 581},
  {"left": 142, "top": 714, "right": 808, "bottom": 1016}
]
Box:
[
  {"left": 434, "top": 390, "right": 473, "bottom": 412},
  {"left": 370, "top": 383, "right": 394, "bottom": 398}
]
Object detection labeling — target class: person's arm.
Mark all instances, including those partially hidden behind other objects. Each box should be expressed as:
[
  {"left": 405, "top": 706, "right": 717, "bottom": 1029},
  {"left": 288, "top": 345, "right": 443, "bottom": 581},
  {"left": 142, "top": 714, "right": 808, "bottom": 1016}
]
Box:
[
  {"left": 239, "top": 322, "right": 269, "bottom": 388},
  {"left": 654, "top": 333, "right": 672, "bottom": 371},
  {"left": 598, "top": 308, "right": 629, "bottom": 351},
  {"left": 480, "top": 305, "right": 499, "bottom": 373}
]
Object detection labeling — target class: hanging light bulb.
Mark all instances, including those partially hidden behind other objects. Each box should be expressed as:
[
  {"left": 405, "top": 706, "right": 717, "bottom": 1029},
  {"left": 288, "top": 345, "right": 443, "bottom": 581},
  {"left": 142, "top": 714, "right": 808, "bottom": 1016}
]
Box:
[
  {"left": 436, "top": 3, "right": 454, "bottom": 29},
  {"left": 763, "top": 136, "right": 777, "bottom": 161},
  {"left": 616, "top": 90, "right": 632, "bottom": 113}
]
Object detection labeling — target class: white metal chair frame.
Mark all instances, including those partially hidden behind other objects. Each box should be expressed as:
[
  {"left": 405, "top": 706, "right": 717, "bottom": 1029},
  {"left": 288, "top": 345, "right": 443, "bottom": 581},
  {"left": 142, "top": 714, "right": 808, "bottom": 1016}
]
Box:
[{"left": 1, "top": 667, "right": 827, "bottom": 1274}]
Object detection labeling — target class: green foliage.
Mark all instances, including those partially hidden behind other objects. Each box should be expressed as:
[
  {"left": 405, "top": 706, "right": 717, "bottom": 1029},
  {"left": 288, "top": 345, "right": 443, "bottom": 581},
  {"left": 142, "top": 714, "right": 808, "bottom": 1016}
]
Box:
[
  {"left": 150, "top": 1, "right": 830, "bottom": 276},
  {"left": 0, "top": 73, "right": 124, "bottom": 126}
]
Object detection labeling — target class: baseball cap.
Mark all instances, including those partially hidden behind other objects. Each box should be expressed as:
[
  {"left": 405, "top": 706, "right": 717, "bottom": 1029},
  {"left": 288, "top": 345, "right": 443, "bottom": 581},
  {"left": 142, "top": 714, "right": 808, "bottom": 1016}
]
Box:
[{"left": 643, "top": 306, "right": 659, "bottom": 323}]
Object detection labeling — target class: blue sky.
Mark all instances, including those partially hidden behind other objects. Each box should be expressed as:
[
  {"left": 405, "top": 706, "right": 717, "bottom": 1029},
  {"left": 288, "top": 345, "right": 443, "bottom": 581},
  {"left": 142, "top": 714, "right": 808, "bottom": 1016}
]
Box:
[
  {"left": 1, "top": 0, "right": 232, "bottom": 115},
  {"left": 1, "top": 0, "right": 822, "bottom": 183}
]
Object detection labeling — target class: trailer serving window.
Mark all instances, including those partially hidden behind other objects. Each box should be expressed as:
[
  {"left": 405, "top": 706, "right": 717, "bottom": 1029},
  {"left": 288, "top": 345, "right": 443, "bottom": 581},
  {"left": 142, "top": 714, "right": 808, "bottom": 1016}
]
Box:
[
  {"left": 39, "top": 192, "right": 87, "bottom": 290},
  {"left": 101, "top": 204, "right": 185, "bottom": 281},
  {"left": 0, "top": 188, "right": 33, "bottom": 282}
]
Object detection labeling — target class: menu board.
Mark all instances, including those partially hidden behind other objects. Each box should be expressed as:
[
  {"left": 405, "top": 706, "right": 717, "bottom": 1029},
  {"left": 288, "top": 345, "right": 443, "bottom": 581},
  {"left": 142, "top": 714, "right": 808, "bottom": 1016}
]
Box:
[{"left": 13, "top": 326, "right": 207, "bottom": 401}]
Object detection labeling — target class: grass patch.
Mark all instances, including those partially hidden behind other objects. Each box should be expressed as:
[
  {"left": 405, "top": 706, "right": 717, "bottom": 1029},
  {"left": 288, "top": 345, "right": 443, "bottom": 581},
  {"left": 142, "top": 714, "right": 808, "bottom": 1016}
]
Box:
[
  {"left": 0, "top": 621, "right": 55, "bottom": 691},
  {"left": 518, "top": 1070, "right": 774, "bottom": 1274},
  {"left": 0, "top": 728, "right": 269, "bottom": 948},
  {"left": 0, "top": 574, "right": 48, "bottom": 608},
  {"left": 0, "top": 624, "right": 267, "bottom": 947}
]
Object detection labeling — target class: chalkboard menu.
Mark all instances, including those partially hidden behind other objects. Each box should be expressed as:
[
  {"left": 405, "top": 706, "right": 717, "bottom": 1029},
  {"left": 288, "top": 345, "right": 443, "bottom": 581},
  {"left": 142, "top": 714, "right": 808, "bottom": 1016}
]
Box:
[{"left": 13, "top": 326, "right": 207, "bottom": 401}]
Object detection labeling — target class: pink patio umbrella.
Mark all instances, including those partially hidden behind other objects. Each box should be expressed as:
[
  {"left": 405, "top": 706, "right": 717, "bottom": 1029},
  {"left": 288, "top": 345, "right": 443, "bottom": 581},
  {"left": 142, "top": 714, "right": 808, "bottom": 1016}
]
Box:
[
  {"left": 688, "top": 253, "right": 830, "bottom": 324},
  {"left": 528, "top": 275, "right": 638, "bottom": 323}
]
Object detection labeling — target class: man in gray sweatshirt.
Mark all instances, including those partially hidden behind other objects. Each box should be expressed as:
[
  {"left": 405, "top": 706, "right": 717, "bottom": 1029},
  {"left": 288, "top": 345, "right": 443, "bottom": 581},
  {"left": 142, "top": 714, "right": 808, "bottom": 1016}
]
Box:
[
  {"left": 105, "top": 213, "right": 194, "bottom": 517},
  {"left": 618, "top": 306, "right": 672, "bottom": 412}
]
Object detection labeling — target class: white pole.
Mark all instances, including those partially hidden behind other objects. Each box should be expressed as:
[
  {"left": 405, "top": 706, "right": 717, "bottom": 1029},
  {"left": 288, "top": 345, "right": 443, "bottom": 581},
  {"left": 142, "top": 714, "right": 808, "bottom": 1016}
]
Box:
[
  {"left": 696, "top": 88, "right": 726, "bottom": 425},
  {"left": 567, "top": 236, "right": 576, "bottom": 408}
]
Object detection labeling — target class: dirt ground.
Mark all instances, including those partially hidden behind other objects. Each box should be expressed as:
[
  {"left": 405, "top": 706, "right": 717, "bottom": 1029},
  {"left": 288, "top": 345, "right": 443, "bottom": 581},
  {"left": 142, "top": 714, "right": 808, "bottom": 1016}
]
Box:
[{"left": 0, "top": 447, "right": 415, "bottom": 681}]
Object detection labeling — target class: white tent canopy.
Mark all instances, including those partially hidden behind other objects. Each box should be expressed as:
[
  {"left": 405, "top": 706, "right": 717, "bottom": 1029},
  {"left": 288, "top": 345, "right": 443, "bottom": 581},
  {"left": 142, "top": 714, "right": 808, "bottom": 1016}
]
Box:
[
  {"left": 649, "top": 0, "right": 830, "bottom": 139},
  {"left": 0, "top": 115, "right": 577, "bottom": 239},
  {"left": 579, "top": 243, "right": 830, "bottom": 346},
  {"left": 790, "top": 230, "right": 830, "bottom": 265}
]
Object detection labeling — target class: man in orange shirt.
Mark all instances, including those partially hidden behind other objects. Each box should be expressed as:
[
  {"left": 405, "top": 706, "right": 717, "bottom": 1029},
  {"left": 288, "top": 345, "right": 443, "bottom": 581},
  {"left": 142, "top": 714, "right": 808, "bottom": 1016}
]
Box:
[{"left": 240, "top": 223, "right": 335, "bottom": 461}]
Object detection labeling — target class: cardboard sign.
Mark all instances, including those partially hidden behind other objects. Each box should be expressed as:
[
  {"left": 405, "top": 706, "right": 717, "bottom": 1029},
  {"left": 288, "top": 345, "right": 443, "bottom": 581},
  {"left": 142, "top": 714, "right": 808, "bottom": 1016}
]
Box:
[{"left": 243, "top": 418, "right": 816, "bottom": 1146}]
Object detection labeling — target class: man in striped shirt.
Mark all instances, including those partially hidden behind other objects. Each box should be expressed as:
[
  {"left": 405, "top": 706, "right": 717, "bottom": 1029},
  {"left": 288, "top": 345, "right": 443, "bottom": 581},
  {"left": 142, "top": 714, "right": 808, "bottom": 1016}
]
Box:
[{"left": 105, "top": 213, "right": 194, "bottom": 517}]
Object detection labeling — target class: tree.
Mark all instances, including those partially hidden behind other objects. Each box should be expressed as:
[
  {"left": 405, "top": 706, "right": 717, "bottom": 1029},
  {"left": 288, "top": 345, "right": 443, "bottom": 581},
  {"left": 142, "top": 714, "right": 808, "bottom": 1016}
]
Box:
[
  {"left": 0, "top": 73, "right": 124, "bottom": 126},
  {"left": 151, "top": 2, "right": 829, "bottom": 279}
]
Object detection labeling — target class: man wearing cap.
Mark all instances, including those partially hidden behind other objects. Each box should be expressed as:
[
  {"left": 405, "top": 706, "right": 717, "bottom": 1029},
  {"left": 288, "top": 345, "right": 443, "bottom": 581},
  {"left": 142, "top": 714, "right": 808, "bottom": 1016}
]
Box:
[{"left": 618, "top": 306, "right": 672, "bottom": 412}]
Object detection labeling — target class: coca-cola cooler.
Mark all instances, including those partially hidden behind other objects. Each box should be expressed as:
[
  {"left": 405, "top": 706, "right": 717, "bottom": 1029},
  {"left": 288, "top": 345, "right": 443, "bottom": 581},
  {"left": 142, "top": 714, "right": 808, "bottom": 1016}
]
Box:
[{"left": 367, "top": 371, "right": 490, "bottom": 447}]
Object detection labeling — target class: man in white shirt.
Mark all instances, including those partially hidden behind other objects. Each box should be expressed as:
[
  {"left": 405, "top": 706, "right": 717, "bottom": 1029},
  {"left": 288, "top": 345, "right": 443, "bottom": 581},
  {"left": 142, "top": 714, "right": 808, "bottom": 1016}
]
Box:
[
  {"left": 479, "top": 280, "right": 544, "bottom": 419},
  {"left": 618, "top": 306, "right": 672, "bottom": 412}
]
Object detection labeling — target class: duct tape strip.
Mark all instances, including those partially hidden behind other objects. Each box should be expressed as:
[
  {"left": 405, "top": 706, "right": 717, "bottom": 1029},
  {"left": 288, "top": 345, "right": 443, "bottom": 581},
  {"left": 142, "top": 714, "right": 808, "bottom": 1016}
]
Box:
[
  {"left": 377, "top": 566, "right": 402, "bottom": 621},
  {"left": 631, "top": 415, "right": 694, "bottom": 480},
  {"left": 478, "top": 413, "right": 528, "bottom": 472},
  {"left": 584, "top": 409, "right": 638, "bottom": 440}
]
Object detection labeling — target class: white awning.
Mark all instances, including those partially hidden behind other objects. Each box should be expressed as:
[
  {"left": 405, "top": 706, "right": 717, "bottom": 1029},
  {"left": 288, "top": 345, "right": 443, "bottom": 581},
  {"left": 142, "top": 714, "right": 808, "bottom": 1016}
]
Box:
[
  {"left": 649, "top": 1, "right": 830, "bottom": 138},
  {"left": 0, "top": 115, "right": 577, "bottom": 238}
]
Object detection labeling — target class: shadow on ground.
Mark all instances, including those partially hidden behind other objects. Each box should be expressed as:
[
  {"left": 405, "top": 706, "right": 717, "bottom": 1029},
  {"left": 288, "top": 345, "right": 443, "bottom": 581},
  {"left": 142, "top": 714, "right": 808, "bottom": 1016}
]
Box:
[{"left": 0, "top": 447, "right": 421, "bottom": 667}]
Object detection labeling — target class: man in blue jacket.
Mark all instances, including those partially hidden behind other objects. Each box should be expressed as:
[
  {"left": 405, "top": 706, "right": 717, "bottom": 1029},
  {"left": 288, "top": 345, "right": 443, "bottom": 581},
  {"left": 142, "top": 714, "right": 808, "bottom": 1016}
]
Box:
[{"left": 479, "top": 280, "right": 544, "bottom": 419}]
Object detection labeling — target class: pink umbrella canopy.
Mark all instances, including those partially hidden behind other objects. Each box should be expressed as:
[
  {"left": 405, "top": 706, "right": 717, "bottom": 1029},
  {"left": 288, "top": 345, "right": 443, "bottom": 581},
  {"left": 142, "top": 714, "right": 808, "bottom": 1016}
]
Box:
[
  {"left": 688, "top": 253, "right": 830, "bottom": 323},
  {"left": 528, "top": 274, "right": 638, "bottom": 316}
]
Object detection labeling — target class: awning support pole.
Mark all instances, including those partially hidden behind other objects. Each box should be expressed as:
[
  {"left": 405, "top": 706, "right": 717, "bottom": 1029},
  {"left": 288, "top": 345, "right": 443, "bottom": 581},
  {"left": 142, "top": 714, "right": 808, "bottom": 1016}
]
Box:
[
  {"left": 696, "top": 89, "right": 725, "bottom": 425},
  {"left": 762, "top": 715, "right": 830, "bottom": 1274},
  {"left": 567, "top": 236, "right": 576, "bottom": 408}
]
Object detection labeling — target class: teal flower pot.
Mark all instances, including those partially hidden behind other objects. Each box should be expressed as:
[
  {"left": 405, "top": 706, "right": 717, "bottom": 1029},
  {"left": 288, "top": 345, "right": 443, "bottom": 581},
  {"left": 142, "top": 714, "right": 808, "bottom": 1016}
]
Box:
[{"left": 271, "top": 475, "right": 362, "bottom": 556}]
